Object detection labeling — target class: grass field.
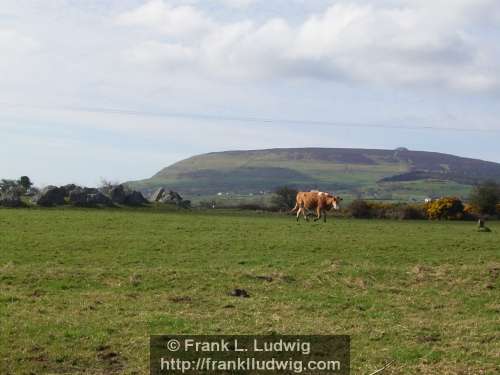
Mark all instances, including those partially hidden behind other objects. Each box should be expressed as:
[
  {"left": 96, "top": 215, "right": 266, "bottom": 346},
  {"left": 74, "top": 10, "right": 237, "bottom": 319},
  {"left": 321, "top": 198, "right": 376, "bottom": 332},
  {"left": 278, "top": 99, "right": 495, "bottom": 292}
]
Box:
[{"left": 1, "top": 208, "right": 499, "bottom": 374}]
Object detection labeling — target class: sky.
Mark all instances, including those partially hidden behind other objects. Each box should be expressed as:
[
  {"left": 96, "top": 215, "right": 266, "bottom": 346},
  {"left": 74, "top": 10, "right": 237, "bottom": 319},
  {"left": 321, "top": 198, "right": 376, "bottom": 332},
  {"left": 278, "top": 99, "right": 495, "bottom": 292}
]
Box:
[{"left": 1, "top": 0, "right": 500, "bottom": 186}]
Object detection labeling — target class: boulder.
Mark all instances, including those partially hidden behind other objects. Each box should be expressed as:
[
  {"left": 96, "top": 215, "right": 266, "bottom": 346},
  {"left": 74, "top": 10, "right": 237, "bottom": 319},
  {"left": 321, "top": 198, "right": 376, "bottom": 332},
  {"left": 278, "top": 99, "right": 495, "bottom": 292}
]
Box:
[
  {"left": 124, "top": 191, "right": 148, "bottom": 206},
  {"left": 87, "top": 192, "right": 112, "bottom": 206},
  {"left": 0, "top": 192, "right": 23, "bottom": 207},
  {"left": 159, "top": 190, "right": 190, "bottom": 208},
  {"left": 150, "top": 187, "right": 166, "bottom": 202},
  {"left": 109, "top": 185, "right": 126, "bottom": 204},
  {"left": 69, "top": 189, "right": 112, "bottom": 207},
  {"left": 68, "top": 189, "right": 87, "bottom": 206},
  {"left": 165, "top": 190, "right": 183, "bottom": 202},
  {"left": 33, "top": 186, "right": 65, "bottom": 206},
  {"left": 82, "top": 187, "right": 99, "bottom": 195},
  {"left": 60, "top": 184, "right": 80, "bottom": 197},
  {"left": 229, "top": 288, "right": 250, "bottom": 298}
]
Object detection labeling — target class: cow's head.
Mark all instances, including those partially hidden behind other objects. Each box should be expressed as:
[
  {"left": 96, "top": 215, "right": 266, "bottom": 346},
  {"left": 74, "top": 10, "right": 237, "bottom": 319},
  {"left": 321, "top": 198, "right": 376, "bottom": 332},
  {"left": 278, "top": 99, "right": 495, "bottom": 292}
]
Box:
[{"left": 327, "top": 195, "right": 342, "bottom": 210}]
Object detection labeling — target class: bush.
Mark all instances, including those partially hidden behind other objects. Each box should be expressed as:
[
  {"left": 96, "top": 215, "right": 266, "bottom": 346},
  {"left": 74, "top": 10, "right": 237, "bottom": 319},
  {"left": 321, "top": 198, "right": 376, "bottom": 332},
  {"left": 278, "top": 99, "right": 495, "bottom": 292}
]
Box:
[
  {"left": 397, "top": 205, "right": 426, "bottom": 220},
  {"left": 271, "top": 186, "right": 298, "bottom": 211},
  {"left": 177, "top": 200, "right": 191, "bottom": 209},
  {"left": 0, "top": 179, "right": 24, "bottom": 195},
  {"left": 469, "top": 181, "right": 500, "bottom": 215},
  {"left": 349, "top": 199, "right": 373, "bottom": 218},
  {"left": 236, "top": 203, "right": 267, "bottom": 210},
  {"left": 426, "top": 197, "right": 465, "bottom": 220},
  {"left": 198, "top": 200, "right": 216, "bottom": 209},
  {"left": 463, "top": 203, "right": 481, "bottom": 220},
  {"left": 0, "top": 192, "right": 25, "bottom": 208}
]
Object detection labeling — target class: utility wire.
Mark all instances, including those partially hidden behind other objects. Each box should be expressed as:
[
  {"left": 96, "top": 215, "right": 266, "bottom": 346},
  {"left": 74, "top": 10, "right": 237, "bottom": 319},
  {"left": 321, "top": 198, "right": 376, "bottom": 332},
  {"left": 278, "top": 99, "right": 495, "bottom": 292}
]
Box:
[{"left": 0, "top": 101, "right": 498, "bottom": 133}]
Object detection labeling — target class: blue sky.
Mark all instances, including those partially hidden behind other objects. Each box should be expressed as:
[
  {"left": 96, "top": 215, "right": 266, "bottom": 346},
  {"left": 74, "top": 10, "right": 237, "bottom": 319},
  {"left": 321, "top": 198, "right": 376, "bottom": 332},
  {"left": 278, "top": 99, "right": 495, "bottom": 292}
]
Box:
[{"left": 1, "top": 0, "right": 500, "bottom": 186}]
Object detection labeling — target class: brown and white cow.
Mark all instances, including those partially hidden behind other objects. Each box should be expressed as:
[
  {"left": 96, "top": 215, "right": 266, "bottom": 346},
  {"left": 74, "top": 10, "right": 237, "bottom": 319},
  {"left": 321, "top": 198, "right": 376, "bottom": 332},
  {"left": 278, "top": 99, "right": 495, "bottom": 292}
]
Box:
[{"left": 291, "top": 191, "right": 342, "bottom": 222}]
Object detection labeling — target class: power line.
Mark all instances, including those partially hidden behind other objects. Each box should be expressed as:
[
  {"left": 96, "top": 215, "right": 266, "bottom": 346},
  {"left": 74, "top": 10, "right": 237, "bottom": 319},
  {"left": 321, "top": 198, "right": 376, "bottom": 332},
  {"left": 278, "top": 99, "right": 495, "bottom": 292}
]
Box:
[{"left": 0, "top": 101, "right": 498, "bottom": 133}]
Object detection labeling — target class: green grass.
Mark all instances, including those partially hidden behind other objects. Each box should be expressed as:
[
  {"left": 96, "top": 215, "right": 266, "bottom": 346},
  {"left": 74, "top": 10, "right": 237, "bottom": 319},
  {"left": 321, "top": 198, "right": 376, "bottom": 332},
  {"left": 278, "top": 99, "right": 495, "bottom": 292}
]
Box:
[{"left": 1, "top": 208, "right": 499, "bottom": 374}]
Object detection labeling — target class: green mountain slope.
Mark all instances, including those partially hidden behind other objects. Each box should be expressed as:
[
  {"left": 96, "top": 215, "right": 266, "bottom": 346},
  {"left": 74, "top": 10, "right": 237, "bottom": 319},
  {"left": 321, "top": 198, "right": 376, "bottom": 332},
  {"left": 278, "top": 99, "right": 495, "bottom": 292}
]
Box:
[{"left": 127, "top": 148, "right": 500, "bottom": 200}]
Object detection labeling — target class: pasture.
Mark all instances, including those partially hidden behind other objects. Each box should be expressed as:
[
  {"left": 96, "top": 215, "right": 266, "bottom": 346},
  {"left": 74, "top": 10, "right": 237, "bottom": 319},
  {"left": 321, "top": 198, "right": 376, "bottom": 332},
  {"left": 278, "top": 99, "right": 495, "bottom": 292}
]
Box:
[{"left": 0, "top": 208, "right": 498, "bottom": 374}]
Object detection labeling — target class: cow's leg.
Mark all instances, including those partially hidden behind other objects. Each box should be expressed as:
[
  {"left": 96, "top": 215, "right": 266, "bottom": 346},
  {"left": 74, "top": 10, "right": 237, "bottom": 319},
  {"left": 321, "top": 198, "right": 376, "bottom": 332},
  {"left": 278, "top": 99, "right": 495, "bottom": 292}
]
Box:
[
  {"left": 302, "top": 205, "right": 309, "bottom": 221},
  {"left": 297, "top": 206, "right": 307, "bottom": 222},
  {"left": 290, "top": 202, "right": 299, "bottom": 213},
  {"left": 314, "top": 206, "right": 321, "bottom": 221},
  {"left": 323, "top": 210, "right": 327, "bottom": 223}
]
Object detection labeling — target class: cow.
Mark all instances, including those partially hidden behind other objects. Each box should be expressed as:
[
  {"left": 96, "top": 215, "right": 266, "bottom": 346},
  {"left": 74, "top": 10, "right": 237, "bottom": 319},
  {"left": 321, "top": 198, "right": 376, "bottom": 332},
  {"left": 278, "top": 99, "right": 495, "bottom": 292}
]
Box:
[{"left": 291, "top": 191, "right": 342, "bottom": 222}]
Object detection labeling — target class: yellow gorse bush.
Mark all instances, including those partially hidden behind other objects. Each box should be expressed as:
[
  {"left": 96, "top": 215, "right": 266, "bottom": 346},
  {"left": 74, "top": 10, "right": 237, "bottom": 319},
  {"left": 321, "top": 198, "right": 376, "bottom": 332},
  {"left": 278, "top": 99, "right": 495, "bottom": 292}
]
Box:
[{"left": 426, "top": 197, "right": 465, "bottom": 220}]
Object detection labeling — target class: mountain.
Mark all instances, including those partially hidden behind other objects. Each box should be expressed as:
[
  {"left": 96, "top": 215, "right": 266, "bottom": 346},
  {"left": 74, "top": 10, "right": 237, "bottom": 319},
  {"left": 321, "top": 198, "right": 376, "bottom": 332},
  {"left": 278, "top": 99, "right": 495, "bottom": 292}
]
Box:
[{"left": 127, "top": 148, "right": 500, "bottom": 200}]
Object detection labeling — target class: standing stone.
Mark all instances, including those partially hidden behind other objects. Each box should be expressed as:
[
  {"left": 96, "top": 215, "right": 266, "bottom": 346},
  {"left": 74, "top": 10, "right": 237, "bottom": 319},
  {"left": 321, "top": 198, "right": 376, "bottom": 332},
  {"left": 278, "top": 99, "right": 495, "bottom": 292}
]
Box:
[{"left": 150, "top": 187, "right": 166, "bottom": 202}]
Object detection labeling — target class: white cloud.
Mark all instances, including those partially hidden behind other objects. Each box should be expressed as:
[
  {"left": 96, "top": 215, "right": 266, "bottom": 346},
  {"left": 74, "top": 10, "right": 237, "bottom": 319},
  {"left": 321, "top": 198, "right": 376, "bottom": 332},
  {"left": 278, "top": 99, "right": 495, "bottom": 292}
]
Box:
[
  {"left": 124, "top": 40, "right": 196, "bottom": 68},
  {"left": 218, "top": 0, "right": 256, "bottom": 9},
  {"left": 0, "top": 28, "right": 39, "bottom": 55},
  {"left": 115, "top": 0, "right": 214, "bottom": 37},
  {"left": 117, "top": 0, "right": 500, "bottom": 92},
  {"left": 1, "top": 0, "right": 500, "bottom": 185}
]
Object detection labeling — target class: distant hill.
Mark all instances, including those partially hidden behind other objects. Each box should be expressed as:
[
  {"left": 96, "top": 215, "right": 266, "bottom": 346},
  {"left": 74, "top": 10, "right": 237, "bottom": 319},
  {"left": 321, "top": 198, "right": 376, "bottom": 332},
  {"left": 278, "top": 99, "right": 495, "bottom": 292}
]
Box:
[{"left": 127, "top": 148, "right": 500, "bottom": 200}]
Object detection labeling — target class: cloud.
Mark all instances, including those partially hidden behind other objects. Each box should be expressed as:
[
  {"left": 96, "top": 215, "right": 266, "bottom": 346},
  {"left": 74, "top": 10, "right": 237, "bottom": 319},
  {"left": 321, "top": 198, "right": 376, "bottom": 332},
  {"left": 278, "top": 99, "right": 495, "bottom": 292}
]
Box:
[
  {"left": 2, "top": 0, "right": 500, "bottom": 185},
  {"left": 115, "top": 0, "right": 214, "bottom": 37},
  {"left": 124, "top": 41, "right": 196, "bottom": 68},
  {"left": 118, "top": 0, "right": 500, "bottom": 92},
  {"left": 0, "top": 28, "right": 39, "bottom": 55},
  {"left": 218, "top": 0, "right": 256, "bottom": 9}
]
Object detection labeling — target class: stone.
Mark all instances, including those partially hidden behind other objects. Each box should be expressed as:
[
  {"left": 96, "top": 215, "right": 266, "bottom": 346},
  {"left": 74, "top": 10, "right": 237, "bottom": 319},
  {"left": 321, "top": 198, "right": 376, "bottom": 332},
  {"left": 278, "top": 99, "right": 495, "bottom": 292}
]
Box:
[
  {"left": 60, "top": 184, "right": 80, "bottom": 197},
  {"left": 229, "top": 289, "right": 250, "bottom": 298},
  {"left": 124, "top": 191, "right": 147, "bottom": 206},
  {"left": 109, "top": 185, "right": 126, "bottom": 204},
  {"left": 87, "top": 192, "right": 112, "bottom": 206},
  {"left": 82, "top": 187, "right": 99, "bottom": 195},
  {"left": 69, "top": 189, "right": 112, "bottom": 206},
  {"left": 150, "top": 187, "right": 166, "bottom": 202},
  {"left": 166, "top": 190, "right": 183, "bottom": 202},
  {"left": 33, "top": 186, "right": 65, "bottom": 206},
  {"left": 68, "top": 189, "right": 88, "bottom": 206}
]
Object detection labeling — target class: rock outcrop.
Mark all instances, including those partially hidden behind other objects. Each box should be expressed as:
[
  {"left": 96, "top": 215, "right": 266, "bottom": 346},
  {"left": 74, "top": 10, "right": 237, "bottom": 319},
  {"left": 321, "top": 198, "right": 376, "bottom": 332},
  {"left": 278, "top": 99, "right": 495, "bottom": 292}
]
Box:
[{"left": 33, "top": 186, "right": 66, "bottom": 206}]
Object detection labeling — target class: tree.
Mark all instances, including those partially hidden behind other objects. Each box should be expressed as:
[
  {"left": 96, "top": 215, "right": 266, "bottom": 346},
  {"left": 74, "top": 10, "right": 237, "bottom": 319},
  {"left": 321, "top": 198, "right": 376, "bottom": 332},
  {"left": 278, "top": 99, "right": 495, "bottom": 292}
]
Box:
[
  {"left": 469, "top": 180, "right": 500, "bottom": 215},
  {"left": 18, "top": 176, "right": 33, "bottom": 191},
  {"left": 271, "top": 186, "right": 298, "bottom": 210},
  {"left": 99, "top": 178, "right": 120, "bottom": 194},
  {"left": 0, "top": 179, "right": 18, "bottom": 193}
]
